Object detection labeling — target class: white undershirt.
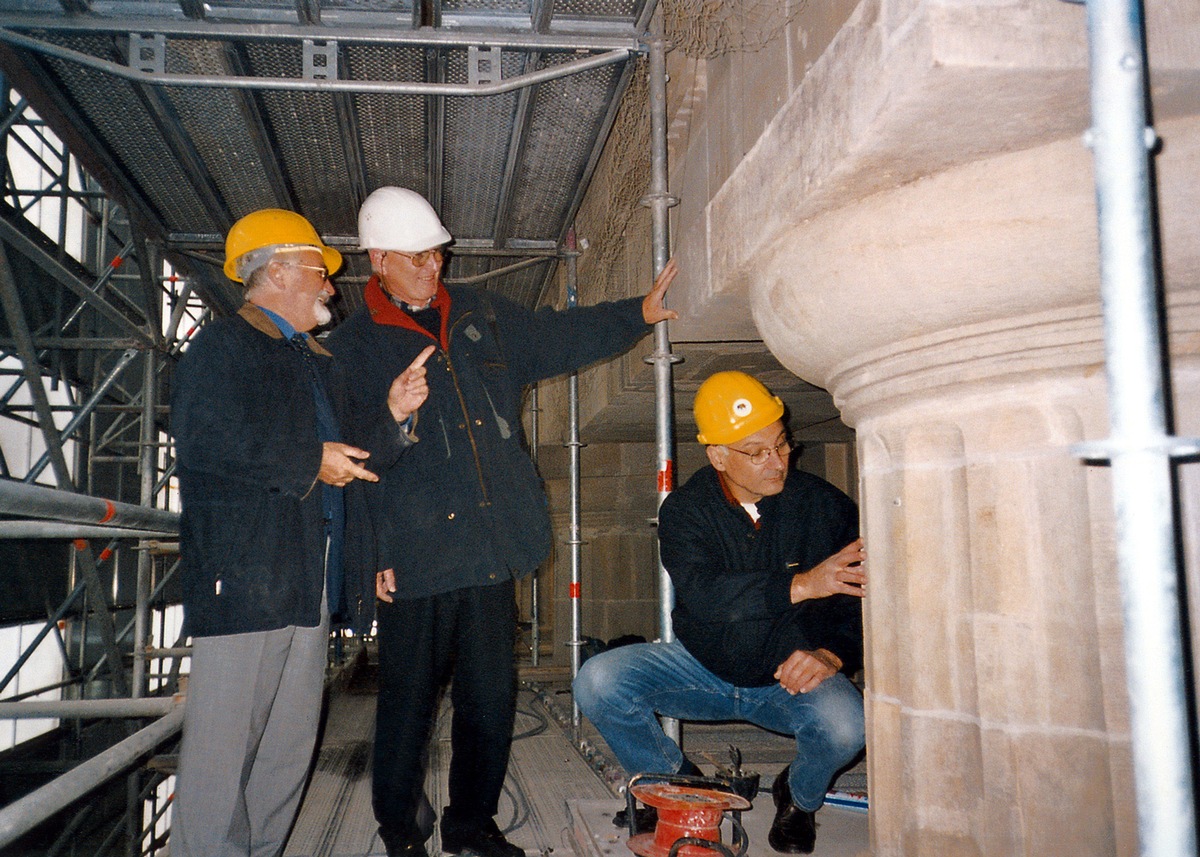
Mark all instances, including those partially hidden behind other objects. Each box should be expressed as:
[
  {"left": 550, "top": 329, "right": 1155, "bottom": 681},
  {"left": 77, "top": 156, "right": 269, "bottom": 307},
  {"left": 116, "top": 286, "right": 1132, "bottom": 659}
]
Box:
[{"left": 741, "top": 501, "right": 760, "bottom": 522}]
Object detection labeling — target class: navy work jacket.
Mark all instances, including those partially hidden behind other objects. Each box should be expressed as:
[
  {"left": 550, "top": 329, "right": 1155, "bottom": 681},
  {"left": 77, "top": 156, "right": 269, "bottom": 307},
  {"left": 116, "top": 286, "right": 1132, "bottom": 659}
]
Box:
[
  {"left": 328, "top": 279, "right": 650, "bottom": 617},
  {"left": 171, "top": 304, "right": 406, "bottom": 638},
  {"left": 659, "top": 465, "right": 862, "bottom": 687}
]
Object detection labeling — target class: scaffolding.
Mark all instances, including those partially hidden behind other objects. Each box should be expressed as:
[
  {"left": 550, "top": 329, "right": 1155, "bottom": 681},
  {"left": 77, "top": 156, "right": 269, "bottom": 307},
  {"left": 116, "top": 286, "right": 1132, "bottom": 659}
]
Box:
[
  {"left": 0, "top": 1, "right": 1192, "bottom": 855},
  {"left": 0, "top": 2, "right": 669, "bottom": 849},
  {"left": 0, "top": 84, "right": 194, "bottom": 855}
]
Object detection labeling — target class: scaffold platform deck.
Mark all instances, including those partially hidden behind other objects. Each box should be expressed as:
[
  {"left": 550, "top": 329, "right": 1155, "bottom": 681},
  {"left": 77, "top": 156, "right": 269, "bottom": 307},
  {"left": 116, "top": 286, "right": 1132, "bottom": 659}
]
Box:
[{"left": 283, "top": 661, "right": 868, "bottom": 857}]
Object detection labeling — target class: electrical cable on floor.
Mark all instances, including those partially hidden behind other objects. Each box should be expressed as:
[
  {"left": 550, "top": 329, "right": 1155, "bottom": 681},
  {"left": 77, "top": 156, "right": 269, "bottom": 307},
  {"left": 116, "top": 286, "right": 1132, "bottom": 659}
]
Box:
[
  {"left": 512, "top": 704, "right": 548, "bottom": 741},
  {"left": 499, "top": 777, "right": 532, "bottom": 835},
  {"left": 497, "top": 687, "right": 548, "bottom": 835},
  {"left": 523, "top": 679, "right": 627, "bottom": 792}
]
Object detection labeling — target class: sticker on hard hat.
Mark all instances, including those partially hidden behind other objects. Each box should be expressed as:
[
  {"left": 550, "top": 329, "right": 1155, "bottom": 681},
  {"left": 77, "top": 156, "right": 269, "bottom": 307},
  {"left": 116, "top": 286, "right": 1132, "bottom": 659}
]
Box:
[{"left": 732, "top": 398, "right": 753, "bottom": 417}]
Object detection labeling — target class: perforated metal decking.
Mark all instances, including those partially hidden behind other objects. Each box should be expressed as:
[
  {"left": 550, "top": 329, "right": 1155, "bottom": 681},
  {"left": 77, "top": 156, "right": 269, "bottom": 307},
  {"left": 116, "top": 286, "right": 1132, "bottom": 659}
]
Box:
[
  {"left": 0, "top": 0, "right": 652, "bottom": 315},
  {"left": 283, "top": 677, "right": 869, "bottom": 857},
  {"left": 283, "top": 683, "right": 617, "bottom": 857}
]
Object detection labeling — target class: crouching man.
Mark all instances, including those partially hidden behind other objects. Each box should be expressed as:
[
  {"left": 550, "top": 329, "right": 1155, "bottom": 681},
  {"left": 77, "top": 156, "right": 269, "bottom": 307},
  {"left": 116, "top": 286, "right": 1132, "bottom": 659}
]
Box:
[{"left": 573, "top": 370, "right": 867, "bottom": 855}]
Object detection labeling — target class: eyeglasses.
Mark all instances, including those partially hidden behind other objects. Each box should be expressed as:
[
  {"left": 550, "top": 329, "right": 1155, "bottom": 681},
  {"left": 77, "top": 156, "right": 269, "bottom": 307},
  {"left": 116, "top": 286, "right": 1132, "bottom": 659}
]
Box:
[
  {"left": 389, "top": 248, "right": 444, "bottom": 267},
  {"left": 724, "top": 438, "right": 792, "bottom": 466},
  {"left": 283, "top": 262, "right": 330, "bottom": 281}
]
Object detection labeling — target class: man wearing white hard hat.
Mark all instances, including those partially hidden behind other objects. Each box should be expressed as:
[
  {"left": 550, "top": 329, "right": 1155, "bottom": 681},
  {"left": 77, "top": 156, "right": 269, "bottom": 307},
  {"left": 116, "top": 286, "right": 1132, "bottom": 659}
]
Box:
[
  {"left": 573, "top": 371, "right": 867, "bottom": 856},
  {"left": 328, "top": 186, "right": 677, "bottom": 857}
]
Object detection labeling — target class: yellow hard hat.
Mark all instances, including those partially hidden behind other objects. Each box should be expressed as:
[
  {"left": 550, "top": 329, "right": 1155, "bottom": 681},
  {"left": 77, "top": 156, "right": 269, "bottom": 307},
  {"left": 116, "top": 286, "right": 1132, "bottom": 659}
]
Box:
[
  {"left": 694, "top": 371, "right": 785, "bottom": 445},
  {"left": 223, "top": 209, "right": 343, "bottom": 283}
]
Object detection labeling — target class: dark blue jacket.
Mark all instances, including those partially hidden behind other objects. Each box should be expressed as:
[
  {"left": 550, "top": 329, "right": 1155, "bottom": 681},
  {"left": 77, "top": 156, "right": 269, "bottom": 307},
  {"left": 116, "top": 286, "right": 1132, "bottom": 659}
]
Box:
[
  {"left": 327, "top": 278, "right": 650, "bottom": 612},
  {"left": 658, "top": 465, "right": 862, "bottom": 686},
  {"left": 171, "top": 304, "right": 405, "bottom": 637}
]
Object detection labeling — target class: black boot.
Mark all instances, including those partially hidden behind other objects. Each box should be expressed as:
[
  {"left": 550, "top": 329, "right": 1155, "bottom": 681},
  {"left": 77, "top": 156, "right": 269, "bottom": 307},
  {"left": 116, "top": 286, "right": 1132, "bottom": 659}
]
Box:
[
  {"left": 440, "top": 810, "right": 524, "bottom": 857},
  {"left": 378, "top": 827, "right": 430, "bottom": 857},
  {"left": 767, "top": 767, "right": 817, "bottom": 854}
]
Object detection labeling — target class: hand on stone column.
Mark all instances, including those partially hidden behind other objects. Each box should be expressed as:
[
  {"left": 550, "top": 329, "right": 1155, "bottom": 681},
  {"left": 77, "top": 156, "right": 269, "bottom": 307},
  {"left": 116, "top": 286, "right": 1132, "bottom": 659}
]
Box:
[{"left": 789, "top": 538, "right": 866, "bottom": 603}]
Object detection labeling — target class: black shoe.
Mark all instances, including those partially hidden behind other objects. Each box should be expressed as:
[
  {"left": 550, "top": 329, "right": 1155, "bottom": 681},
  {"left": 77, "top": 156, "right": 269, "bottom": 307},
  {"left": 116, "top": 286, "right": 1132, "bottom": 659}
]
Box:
[
  {"left": 767, "top": 767, "right": 817, "bottom": 854},
  {"left": 439, "top": 817, "right": 524, "bottom": 857},
  {"left": 379, "top": 828, "right": 430, "bottom": 857},
  {"left": 612, "top": 804, "right": 658, "bottom": 831}
]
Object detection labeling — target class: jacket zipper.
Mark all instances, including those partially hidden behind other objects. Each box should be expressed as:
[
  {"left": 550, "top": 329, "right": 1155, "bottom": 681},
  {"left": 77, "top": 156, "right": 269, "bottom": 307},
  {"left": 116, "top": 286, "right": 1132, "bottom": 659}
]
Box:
[{"left": 444, "top": 311, "right": 491, "bottom": 506}]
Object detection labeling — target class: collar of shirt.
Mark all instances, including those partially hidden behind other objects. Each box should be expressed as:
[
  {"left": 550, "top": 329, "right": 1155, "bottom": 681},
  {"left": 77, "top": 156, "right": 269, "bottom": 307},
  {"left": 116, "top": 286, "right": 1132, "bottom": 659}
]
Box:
[
  {"left": 388, "top": 294, "right": 434, "bottom": 313},
  {"left": 256, "top": 304, "right": 298, "bottom": 340},
  {"left": 364, "top": 275, "right": 452, "bottom": 349}
]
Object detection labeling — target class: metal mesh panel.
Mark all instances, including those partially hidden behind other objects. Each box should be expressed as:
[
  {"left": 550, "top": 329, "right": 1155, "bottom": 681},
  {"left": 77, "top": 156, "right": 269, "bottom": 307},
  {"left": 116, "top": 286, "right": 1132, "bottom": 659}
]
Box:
[
  {"left": 206, "top": 0, "right": 298, "bottom": 11},
  {"left": 552, "top": 0, "right": 641, "bottom": 20},
  {"left": 323, "top": 0, "right": 414, "bottom": 10},
  {"left": 442, "top": 0, "right": 529, "bottom": 13},
  {"left": 448, "top": 255, "right": 487, "bottom": 281},
  {"left": 161, "top": 38, "right": 281, "bottom": 219},
  {"left": 344, "top": 45, "right": 427, "bottom": 198},
  {"left": 42, "top": 33, "right": 219, "bottom": 235},
  {"left": 441, "top": 49, "right": 525, "bottom": 240},
  {"left": 448, "top": 256, "right": 553, "bottom": 309},
  {"left": 507, "top": 56, "right": 623, "bottom": 241},
  {"left": 243, "top": 42, "right": 360, "bottom": 235},
  {"left": 500, "top": 259, "right": 554, "bottom": 307},
  {"left": 87, "top": 0, "right": 189, "bottom": 17},
  {"left": 326, "top": 254, "right": 373, "bottom": 320},
  {"left": 0, "top": 0, "right": 64, "bottom": 11}
]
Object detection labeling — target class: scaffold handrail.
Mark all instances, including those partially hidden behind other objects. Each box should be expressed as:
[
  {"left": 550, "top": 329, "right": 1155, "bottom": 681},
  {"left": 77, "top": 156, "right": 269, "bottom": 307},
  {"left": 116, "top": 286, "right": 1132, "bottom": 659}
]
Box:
[
  {"left": 0, "top": 480, "right": 178, "bottom": 535},
  {"left": 0, "top": 704, "right": 184, "bottom": 850}
]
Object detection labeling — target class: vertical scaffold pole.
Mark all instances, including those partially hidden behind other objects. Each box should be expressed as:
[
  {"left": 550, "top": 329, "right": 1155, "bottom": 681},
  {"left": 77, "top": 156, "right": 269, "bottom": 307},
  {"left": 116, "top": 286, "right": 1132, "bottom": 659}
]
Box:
[
  {"left": 132, "top": 349, "right": 157, "bottom": 699},
  {"left": 529, "top": 383, "right": 541, "bottom": 668},
  {"left": 641, "top": 35, "right": 682, "bottom": 743},
  {"left": 1075, "top": 0, "right": 1199, "bottom": 854},
  {"left": 566, "top": 233, "right": 585, "bottom": 730}
]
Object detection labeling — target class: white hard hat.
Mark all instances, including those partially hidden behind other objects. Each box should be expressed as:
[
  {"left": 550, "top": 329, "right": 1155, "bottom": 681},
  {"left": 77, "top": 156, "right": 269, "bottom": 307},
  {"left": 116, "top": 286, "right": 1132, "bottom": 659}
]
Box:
[{"left": 358, "top": 186, "right": 452, "bottom": 252}]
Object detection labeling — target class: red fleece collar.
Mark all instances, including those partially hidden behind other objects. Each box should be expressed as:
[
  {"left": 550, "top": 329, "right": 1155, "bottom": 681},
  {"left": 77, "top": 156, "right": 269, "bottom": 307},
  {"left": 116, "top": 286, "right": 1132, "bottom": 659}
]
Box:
[
  {"left": 717, "top": 470, "right": 762, "bottom": 530},
  {"left": 364, "top": 275, "right": 451, "bottom": 350}
]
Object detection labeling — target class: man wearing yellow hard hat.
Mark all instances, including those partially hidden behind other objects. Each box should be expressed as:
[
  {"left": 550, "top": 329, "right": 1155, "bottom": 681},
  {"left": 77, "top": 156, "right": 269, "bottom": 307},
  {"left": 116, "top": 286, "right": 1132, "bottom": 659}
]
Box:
[
  {"left": 169, "top": 209, "right": 432, "bottom": 857},
  {"left": 574, "top": 371, "right": 866, "bottom": 855}
]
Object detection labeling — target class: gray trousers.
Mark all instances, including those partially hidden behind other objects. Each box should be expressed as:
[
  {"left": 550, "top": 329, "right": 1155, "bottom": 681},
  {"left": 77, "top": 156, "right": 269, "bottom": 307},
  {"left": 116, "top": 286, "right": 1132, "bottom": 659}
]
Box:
[{"left": 170, "top": 614, "right": 329, "bottom": 857}]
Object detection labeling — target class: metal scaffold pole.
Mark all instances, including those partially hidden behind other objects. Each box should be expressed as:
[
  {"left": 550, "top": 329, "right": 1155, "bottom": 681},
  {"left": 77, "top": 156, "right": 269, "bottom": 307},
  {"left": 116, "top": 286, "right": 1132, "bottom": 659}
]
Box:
[
  {"left": 530, "top": 383, "right": 541, "bottom": 667},
  {"left": 566, "top": 235, "right": 583, "bottom": 721},
  {"left": 642, "top": 34, "right": 681, "bottom": 743},
  {"left": 1075, "top": 0, "right": 1199, "bottom": 854},
  {"left": 132, "top": 347, "right": 157, "bottom": 699},
  {"left": 0, "top": 706, "right": 184, "bottom": 850}
]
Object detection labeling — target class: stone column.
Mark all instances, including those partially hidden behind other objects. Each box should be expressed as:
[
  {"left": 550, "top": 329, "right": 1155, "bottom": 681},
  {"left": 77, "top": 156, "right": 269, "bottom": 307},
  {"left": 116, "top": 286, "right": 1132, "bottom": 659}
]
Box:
[
  {"left": 847, "top": 312, "right": 1131, "bottom": 856},
  {"left": 750, "top": 121, "right": 1199, "bottom": 855}
]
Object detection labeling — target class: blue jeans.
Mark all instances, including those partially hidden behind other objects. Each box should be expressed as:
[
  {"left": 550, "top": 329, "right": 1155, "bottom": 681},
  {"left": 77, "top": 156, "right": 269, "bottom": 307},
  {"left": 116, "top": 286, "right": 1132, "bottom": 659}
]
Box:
[{"left": 573, "top": 640, "right": 864, "bottom": 812}]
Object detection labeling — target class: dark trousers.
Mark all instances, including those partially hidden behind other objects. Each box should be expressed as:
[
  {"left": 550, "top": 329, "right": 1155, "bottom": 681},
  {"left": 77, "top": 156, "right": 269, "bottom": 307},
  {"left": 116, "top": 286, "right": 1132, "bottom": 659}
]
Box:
[{"left": 373, "top": 579, "right": 517, "bottom": 842}]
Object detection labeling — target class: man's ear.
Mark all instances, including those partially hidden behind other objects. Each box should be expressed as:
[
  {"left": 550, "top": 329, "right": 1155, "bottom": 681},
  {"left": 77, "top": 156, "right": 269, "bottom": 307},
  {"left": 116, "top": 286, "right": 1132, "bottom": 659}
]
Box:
[
  {"left": 263, "top": 258, "right": 289, "bottom": 292},
  {"left": 706, "top": 444, "right": 727, "bottom": 473},
  {"left": 368, "top": 248, "right": 385, "bottom": 269}
]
